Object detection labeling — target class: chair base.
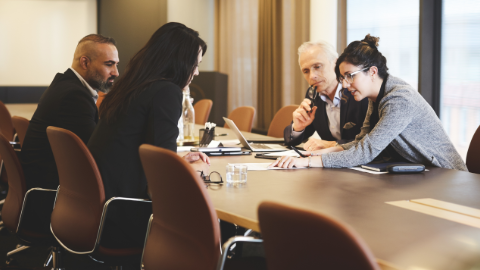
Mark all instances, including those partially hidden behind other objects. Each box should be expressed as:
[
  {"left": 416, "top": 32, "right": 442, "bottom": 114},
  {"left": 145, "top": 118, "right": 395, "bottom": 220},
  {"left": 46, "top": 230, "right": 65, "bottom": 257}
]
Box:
[{"left": 44, "top": 246, "right": 65, "bottom": 270}]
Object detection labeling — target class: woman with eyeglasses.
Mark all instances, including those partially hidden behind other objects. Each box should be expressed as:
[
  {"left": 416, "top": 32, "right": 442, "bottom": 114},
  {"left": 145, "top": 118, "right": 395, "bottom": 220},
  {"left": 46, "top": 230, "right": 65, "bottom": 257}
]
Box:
[
  {"left": 87, "top": 22, "right": 210, "bottom": 248},
  {"left": 270, "top": 34, "right": 466, "bottom": 171}
]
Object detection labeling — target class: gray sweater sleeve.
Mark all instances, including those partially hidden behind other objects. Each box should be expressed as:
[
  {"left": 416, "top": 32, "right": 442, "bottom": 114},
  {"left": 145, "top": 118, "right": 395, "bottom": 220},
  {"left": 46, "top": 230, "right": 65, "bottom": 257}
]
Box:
[
  {"left": 323, "top": 87, "right": 416, "bottom": 168},
  {"left": 322, "top": 75, "right": 467, "bottom": 171}
]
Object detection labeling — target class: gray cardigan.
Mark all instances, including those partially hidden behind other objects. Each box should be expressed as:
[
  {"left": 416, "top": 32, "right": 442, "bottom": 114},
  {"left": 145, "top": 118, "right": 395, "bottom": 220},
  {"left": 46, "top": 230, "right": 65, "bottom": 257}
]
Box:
[{"left": 322, "top": 75, "right": 467, "bottom": 171}]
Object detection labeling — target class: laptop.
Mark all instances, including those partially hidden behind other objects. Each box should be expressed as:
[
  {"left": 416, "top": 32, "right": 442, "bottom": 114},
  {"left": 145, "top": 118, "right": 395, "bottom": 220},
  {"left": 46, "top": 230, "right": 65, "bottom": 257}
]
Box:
[{"left": 223, "top": 117, "right": 288, "bottom": 152}]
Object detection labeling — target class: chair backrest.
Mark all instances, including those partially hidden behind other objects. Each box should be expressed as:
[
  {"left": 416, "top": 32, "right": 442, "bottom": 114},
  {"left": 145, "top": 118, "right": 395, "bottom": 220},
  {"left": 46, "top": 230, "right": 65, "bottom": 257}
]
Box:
[
  {"left": 0, "top": 133, "right": 26, "bottom": 232},
  {"left": 11, "top": 116, "right": 29, "bottom": 146},
  {"left": 224, "top": 106, "right": 255, "bottom": 132},
  {"left": 467, "top": 125, "right": 480, "bottom": 174},
  {"left": 96, "top": 91, "right": 106, "bottom": 110},
  {"left": 139, "top": 144, "right": 220, "bottom": 270},
  {"left": 267, "top": 105, "right": 298, "bottom": 138},
  {"left": 258, "top": 201, "right": 381, "bottom": 270},
  {"left": 194, "top": 99, "right": 213, "bottom": 125},
  {"left": 46, "top": 126, "right": 105, "bottom": 252},
  {"left": 0, "top": 101, "right": 15, "bottom": 141}
]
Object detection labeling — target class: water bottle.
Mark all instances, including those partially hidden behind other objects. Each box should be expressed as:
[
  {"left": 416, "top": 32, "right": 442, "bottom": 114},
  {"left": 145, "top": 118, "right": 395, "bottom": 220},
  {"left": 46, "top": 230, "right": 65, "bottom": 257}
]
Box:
[
  {"left": 176, "top": 114, "right": 184, "bottom": 143},
  {"left": 182, "top": 87, "right": 195, "bottom": 141}
]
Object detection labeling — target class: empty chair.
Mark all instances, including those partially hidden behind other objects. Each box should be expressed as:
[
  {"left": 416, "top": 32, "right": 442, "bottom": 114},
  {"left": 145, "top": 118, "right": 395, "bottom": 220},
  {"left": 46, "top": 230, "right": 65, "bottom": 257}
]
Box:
[
  {"left": 11, "top": 116, "right": 29, "bottom": 146},
  {"left": 139, "top": 144, "right": 265, "bottom": 270},
  {"left": 224, "top": 106, "right": 255, "bottom": 132},
  {"left": 0, "top": 101, "right": 15, "bottom": 184},
  {"left": 47, "top": 126, "right": 152, "bottom": 268},
  {"left": 267, "top": 105, "right": 298, "bottom": 138},
  {"left": 0, "top": 101, "right": 15, "bottom": 141},
  {"left": 0, "top": 132, "right": 60, "bottom": 268},
  {"left": 194, "top": 99, "right": 213, "bottom": 124},
  {"left": 467, "top": 125, "right": 480, "bottom": 174},
  {"left": 96, "top": 91, "right": 106, "bottom": 110},
  {"left": 258, "top": 201, "right": 381, "bottom": 270}
]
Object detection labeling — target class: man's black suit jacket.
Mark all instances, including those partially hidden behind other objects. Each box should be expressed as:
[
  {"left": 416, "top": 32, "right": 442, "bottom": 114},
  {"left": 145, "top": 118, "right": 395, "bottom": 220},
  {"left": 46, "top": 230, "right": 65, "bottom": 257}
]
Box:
[
  {"left": 21, "top": 69, "right": 98, "bottom": 190},
  {"left": 284, "top": 88, "right": 369, "bottom": 146}
]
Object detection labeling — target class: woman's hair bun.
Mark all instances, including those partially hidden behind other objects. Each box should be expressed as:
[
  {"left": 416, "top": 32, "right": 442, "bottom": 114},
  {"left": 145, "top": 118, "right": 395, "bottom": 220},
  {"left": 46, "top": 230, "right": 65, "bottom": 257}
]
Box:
[{"left": 361, "top": 34, "right": 379, "bottom": 49}]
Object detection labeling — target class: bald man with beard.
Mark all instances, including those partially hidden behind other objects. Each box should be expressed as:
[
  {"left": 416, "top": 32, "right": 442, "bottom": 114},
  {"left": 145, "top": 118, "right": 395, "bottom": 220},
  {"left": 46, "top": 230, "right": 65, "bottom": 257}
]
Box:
[{"left": 22, "top": 34, "right": 119, "bottom": 190}]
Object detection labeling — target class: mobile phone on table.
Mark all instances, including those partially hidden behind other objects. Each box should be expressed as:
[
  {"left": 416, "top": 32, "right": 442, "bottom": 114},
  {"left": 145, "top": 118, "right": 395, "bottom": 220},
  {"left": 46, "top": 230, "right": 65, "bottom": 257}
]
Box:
[{"left": 290, "top": 146, "right": 306, "bottom": 158}]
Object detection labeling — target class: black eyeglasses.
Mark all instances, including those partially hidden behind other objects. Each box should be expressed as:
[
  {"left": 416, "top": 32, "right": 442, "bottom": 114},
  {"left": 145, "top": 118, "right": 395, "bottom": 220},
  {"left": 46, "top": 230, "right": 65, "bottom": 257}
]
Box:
[
  {"left": 307, "top": 85, "right": 317, "bottom": 109},
  {"left": 197, "top": 170, "right": 223, "bottom": 184}
]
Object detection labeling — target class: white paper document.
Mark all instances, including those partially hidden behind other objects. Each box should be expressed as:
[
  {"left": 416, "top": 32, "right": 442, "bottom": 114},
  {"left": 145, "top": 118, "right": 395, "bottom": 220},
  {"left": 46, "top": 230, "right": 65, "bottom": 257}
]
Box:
[
  {"left": 207, "top": 140, "right": 221, "bottom": 147},
  {"left": 264, "top": 150, "right": 300, "bottom": 157},
  {"left": 228, "top": 163, "right": 307, "bottom": 171},
  {"left": 177, "top": 146, "right": 194, "bottom": 152},
  {"left": 349, "top": 167, "right": 389, "bottom": 174},
  {"left": 218, "top": 139, "right": 241, "bottom": 144}
]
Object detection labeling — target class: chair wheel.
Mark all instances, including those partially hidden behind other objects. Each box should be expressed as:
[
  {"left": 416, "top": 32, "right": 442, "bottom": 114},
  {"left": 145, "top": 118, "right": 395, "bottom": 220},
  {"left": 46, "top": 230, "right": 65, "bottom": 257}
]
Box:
[{"left": 6, "top": 257, "right": 18, "bottom": 265}]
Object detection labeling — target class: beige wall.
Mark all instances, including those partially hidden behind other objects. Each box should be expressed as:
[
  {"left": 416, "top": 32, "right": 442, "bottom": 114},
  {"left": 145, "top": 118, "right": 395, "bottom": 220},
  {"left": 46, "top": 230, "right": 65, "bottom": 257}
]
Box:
[
  {"left": 167, "top": 0, "right": 215, "bottom": 71},
  {"left": 310, "top": 0, "right": 337, "bottom": 50},
  {"left": 0, "top": 0, "right": 97, "bottom": 86},
  {"left": 0, "top": 1, "right": 339, "bottom": 86},
  {"left": 99, "top": 0, "right": 168, "bottom": 75}
]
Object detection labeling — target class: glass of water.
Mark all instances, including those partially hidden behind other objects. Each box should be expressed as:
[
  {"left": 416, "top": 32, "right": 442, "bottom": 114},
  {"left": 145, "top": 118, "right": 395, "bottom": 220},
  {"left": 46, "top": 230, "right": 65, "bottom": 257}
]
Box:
[{"left": 226, "top": 164, "right": 248, "bottom": 184}]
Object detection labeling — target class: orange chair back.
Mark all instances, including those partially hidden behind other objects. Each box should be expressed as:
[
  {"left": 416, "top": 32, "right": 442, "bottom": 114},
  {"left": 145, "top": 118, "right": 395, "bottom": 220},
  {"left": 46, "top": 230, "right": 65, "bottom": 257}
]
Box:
[
  {"left": 11, "top": 116, "right": 29, "bottom": 146},
  {"left": 224, "top": 106, "right": 255, "bottom": 132},
  {"left": 0, "top": 133, "right": 26, "bottom": 232},
  {"left": 139, "top": 144, "right": 220, "bottom": 270},
  {"left": 258, "top": 201, "right": 380, "bottom": 270},
  {"left": 467, "top": 125, "right": 480, "bottom": 174},
  {"left": 193, "top": 99, "right": 213, "bottom": 125},
  {"left": 0, "top": 101, "right": 15, "bottom": 141},
  {"left": 47, "top": 126, "right": 105, "bottom": 252},
  {"left": 267, "top": 105, "right": 298, "bottom": 138},
  {"left": 96, "top": 92, "right": 106, "bottom": 110}
]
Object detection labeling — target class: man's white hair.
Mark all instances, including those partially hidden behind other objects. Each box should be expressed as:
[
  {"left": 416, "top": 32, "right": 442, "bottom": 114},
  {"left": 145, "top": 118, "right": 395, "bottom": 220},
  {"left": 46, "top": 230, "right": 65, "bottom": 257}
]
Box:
[{"left": 298, "top": 40, "right": 338, "bottom": 64}]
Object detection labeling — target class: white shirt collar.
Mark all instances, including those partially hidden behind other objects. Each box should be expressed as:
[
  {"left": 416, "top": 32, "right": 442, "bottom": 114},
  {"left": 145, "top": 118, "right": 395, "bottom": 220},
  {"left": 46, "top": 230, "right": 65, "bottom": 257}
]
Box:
[
  {"left": 320, "top": 83, "right": 343, "bottom": 107},
  {"left": 69, "top": 67, "right": 98, "bottom": 101}
]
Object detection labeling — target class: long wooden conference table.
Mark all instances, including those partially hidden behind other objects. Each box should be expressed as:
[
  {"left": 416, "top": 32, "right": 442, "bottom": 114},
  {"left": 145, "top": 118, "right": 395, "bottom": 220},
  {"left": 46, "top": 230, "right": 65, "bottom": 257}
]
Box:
[{"left": 179, "top": 125, "right": 480, "bottom": 270}]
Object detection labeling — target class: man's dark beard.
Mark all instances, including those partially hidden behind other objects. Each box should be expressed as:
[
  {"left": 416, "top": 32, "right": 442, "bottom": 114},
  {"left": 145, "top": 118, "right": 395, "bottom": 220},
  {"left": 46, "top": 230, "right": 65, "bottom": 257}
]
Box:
[{"left": 86, "top": 70, "right": 115, "bottom": 93}]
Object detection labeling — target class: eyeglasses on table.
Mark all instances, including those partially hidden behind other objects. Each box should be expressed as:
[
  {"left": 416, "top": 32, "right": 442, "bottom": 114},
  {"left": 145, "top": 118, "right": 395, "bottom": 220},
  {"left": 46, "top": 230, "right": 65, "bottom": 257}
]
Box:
[{"left": 197, "top": 170, "right": 223, "bottom": 184}]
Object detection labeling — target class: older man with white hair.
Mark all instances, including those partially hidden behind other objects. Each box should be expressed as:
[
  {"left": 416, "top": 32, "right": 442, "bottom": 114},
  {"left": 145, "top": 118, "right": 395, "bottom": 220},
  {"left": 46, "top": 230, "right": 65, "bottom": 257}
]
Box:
[{"left": 284, "top": 40, "right": 369, "bottom": 150}]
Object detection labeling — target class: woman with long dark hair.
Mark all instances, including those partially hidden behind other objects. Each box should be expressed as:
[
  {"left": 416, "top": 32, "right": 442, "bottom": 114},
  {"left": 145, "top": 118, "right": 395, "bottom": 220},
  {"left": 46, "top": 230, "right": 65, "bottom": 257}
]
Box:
[
  {"left": 270, "top": 34, "right": 466, "bottom": 171},
  {"left": 87, "top": 22, "right": 210, "bottom": 247}
]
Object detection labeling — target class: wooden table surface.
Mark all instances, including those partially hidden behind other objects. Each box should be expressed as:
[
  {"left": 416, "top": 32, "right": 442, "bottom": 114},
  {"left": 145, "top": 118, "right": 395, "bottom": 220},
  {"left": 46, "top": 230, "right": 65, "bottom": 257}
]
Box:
[{"left": 186, "top": 125, "right": 480, "bottom": 270}]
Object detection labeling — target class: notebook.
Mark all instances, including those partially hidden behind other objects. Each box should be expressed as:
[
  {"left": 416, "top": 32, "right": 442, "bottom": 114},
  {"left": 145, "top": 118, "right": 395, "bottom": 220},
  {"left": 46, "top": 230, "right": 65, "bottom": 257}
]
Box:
[
  {"left": 223, "top": 117, "right": 288, "bottom": 152},
  {"left": 361, "top": 162, "right": 410, "bottom": 172}
]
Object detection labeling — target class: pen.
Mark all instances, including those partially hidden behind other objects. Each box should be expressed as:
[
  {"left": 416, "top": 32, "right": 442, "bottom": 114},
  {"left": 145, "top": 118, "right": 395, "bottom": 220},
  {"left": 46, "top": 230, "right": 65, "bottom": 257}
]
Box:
[
  {"left": 290, "top": 146, "right": 307, "bottom": 158},
  {"left": 215, "top": 133, "right": 228, "bottom": 136}
]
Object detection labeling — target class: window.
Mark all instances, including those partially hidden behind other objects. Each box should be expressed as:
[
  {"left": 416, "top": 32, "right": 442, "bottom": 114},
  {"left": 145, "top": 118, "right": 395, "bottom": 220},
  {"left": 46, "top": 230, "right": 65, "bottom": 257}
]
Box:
[
  {"left": 347, "top": 0, "right": 420, "bottom": 89},
  {"left": 440, "top": 0, "right": 480, "bottom": 159}
]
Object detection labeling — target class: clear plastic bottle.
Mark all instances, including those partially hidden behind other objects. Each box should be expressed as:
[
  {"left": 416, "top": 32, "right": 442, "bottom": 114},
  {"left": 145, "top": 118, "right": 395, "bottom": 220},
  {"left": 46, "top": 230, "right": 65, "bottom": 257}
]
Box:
[
  {"left": 176, "top": 114, "right": 184, "bottom": 143},
  {"left": 182, "top": 87, "right": 195, "bottom": 141}
]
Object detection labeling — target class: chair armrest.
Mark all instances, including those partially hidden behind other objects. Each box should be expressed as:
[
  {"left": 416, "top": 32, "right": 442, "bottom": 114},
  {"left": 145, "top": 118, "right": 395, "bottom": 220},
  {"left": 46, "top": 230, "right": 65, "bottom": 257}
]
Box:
[
  {"left": 17, "top": 188, "right": 57, "bottom": 235},
  {"left": 95, "top": 197, "right": 152, "bottom": 250},
  {"left": 216, "top": 236, "right": 263, "bottom": 270}
]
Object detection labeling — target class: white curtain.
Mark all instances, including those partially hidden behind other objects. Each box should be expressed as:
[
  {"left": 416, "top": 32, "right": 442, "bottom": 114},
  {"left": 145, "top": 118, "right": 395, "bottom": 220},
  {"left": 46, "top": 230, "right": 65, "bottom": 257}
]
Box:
[{"left": 217, "top": 0, "right": 259, "bottom": 126}]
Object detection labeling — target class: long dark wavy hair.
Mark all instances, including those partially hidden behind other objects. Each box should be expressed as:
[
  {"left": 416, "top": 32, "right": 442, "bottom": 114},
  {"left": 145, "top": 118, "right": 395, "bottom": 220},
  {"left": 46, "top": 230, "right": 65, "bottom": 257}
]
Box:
[
  {"left": 335, "top": 34, "right": 388, "bottom": 82},
  {"left": 100, "top": 22, "right": 207, "bottom": 121}
]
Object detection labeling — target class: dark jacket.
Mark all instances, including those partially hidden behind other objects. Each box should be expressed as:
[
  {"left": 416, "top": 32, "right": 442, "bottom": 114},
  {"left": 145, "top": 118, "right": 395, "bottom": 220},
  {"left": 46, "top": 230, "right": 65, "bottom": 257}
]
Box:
[
  {"left": 87, "top": 80, "right": 182, "bottom": 248},
  {"left": 87, "top": 80, "right": 182, "bottom": 201},
  {"left": 21, "top": 69, "right": 98, "bottom": 190},
  {"left": 284, "top": 88, "right": 368, "bottom": 146}
]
